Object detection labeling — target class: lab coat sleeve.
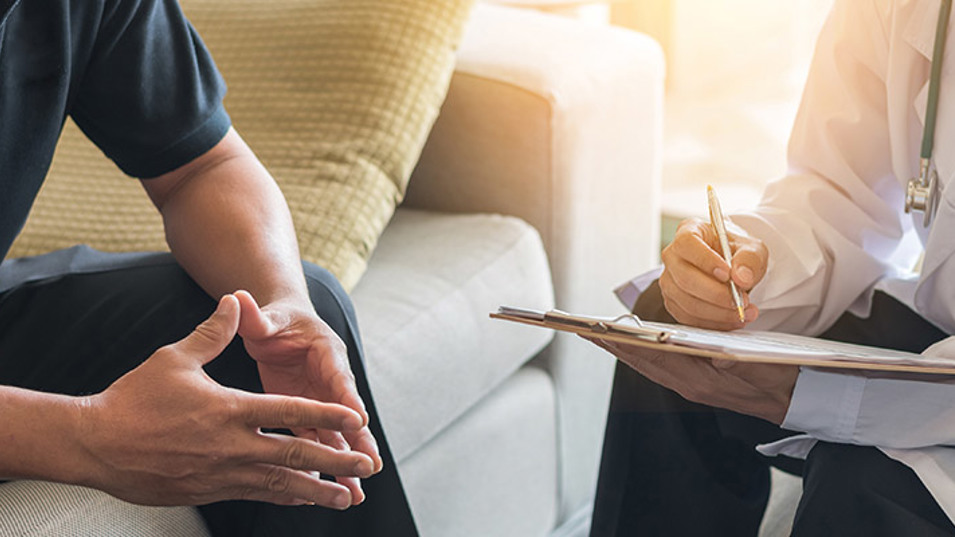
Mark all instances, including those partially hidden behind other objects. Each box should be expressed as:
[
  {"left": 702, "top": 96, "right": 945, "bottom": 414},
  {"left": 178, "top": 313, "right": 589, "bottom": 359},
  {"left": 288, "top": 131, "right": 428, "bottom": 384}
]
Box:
[
  {"left": 779, "top": 336, "right": 955, "bottom": 449},
  {"left": 732, "top": 0, "right": 907, "bottom": 336}
]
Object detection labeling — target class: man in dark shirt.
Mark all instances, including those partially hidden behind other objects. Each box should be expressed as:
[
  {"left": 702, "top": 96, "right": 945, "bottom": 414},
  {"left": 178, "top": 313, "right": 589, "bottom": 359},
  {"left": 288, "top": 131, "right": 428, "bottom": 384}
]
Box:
[{"left": 0, "top": 0, "right": 417, "bottom": 535}]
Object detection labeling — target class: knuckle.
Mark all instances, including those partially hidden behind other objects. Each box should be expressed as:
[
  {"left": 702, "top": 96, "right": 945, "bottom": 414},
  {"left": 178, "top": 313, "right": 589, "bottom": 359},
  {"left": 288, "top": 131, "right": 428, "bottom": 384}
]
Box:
[
  {"left": 150, "top": 344, "right": 178, "bottom": 363},
  {"left": 277, "top": 397, "right": 303, "bottom": 427},
  {"left": 661, "top": 243, "right": 676, "bottom": 265},
  {"left": 263, "top": 466, "right": 293, "bottom": 494},
  {"left": 282, "top": 441, "right": 310, "bottom": 470},
  {"left": 191, "top": 321, "right": 223, "bottom": 346}
]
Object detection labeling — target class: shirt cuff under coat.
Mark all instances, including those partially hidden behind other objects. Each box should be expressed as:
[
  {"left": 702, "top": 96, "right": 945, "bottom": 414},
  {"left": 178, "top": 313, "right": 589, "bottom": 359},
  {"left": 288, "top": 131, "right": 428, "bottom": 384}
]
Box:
[{"left": 757, "top": 367, "right": 867, "bottom": 459}]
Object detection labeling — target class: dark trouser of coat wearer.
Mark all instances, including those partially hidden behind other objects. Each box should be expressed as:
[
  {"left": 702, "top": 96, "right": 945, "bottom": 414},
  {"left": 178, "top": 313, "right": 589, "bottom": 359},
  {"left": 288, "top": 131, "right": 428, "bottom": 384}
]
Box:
[{"left": 590, "top": 281, "right": 954, "bottom": 537}]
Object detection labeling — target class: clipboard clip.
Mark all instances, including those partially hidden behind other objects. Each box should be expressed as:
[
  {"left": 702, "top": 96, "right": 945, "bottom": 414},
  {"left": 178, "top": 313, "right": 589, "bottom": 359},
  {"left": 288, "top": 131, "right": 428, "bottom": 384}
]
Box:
[{"left": 497, "top": 306, "right": 671, "bottom": 343}]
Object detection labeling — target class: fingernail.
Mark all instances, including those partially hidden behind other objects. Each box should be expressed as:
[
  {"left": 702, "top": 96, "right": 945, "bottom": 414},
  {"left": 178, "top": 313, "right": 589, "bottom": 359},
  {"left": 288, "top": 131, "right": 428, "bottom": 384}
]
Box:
[
  {"left": 737, "top": 266, "right": 754, "bottom": 285},
  {"left": 342, "top": 413, "right": 363, "bottom": 430},
  {"left": 713, "top": 267, "right": 729, "bottom": 282},
  {"left": 332, "top": 491, "right": 351, "bottom": 510},
  {"left": 354, "top": 458, "right": 374, "bottom": 477}
]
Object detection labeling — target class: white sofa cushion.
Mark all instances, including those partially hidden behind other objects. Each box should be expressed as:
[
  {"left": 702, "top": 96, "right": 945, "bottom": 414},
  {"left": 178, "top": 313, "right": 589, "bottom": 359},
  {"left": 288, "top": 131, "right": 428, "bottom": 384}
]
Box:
[
  {"left": 352, "top": 208, "right": 554, "bottom": 461},
  {"left": 400, "top": 367, "right": 558, "bottom": 537}
]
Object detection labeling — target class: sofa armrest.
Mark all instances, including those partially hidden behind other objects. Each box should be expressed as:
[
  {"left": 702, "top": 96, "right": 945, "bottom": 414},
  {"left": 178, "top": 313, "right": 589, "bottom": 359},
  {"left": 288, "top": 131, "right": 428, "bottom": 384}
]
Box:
[
  {"left": 407, "top": 3, "right": 663, "bottom": 314},
  {"left": 404, "top": 3, "right": 664, "bottom": 523}
]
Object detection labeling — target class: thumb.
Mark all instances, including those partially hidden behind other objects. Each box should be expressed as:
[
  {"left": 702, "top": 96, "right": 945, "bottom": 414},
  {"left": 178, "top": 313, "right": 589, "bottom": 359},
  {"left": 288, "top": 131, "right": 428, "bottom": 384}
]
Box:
[
  {"left": 171, "top": 294, "right": 240, "bottom": 366},
  {"left": 234, "top": 290, "right": 276, "bottom": 340}
]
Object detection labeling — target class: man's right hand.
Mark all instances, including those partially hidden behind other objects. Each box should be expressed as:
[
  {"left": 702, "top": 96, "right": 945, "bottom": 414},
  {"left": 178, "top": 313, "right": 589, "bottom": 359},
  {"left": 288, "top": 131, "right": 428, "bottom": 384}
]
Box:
[
  {"left": 74, "top": 294, "right": 375, "bottom": 508},
  {"left": 659, "top": 217, "right": 769, "bottom": 331}
]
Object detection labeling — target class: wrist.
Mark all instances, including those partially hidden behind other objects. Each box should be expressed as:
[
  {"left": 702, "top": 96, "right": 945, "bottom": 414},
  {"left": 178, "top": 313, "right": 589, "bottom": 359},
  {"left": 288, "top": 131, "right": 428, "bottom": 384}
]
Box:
[{"left": 0, "top": 387, "right": 95, "bottom": 485}]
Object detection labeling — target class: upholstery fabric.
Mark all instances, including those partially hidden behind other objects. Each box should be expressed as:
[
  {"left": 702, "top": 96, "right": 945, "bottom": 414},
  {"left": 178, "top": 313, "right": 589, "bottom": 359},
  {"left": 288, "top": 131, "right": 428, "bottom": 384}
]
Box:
[
  {"left": 404, "top": 3, "right": 665, "bottom": 521},
  {"left": 351, "top": 209, "right": 554, "bottom": 461},
  {"left": 10, "top": 0, "right": 474, "bottom": 291},
  {"left": 399, "top": 367, "right": 558, "bottom": 537},
  {"left": 0, "top": 480, "right": 208, "bottom": 537}
]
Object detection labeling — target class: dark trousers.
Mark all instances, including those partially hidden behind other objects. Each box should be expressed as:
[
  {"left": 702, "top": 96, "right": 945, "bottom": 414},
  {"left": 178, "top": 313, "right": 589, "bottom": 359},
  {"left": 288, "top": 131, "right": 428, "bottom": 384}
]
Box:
[
  {"left": 590, "top": 281, "right": 955, "bottom": 536},
  {"left": 0, "top": 250, "right": 418, "bottom": 537}
]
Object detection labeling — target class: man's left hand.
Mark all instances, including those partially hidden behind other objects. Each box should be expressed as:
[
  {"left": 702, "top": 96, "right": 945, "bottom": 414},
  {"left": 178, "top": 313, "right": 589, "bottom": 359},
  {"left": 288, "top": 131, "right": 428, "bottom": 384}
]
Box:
[
  {"left": 589, "top": 338, "right": 799, "bottom": 424},
  {"left": 234, "top": 290, "right": 379, "bottom": 505}
]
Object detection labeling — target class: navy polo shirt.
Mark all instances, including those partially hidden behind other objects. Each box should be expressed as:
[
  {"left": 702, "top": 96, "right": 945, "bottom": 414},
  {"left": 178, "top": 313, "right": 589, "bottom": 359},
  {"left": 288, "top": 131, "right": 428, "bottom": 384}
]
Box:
[{"left": 0, "top": 0, "right": 231, "bottom": 261}]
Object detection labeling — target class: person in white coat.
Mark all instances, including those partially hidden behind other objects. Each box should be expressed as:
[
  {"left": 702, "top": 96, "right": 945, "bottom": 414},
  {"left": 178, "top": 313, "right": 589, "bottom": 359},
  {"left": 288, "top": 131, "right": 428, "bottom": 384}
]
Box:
[{"left": 590, "top": 1, "right": 955, "bottom": 535}]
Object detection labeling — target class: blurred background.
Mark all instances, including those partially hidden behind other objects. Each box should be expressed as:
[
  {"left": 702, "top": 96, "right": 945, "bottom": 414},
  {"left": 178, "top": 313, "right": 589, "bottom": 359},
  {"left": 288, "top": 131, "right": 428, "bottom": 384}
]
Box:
[{"left": 486, "top": 0, "right": 836, "bottom": 246}]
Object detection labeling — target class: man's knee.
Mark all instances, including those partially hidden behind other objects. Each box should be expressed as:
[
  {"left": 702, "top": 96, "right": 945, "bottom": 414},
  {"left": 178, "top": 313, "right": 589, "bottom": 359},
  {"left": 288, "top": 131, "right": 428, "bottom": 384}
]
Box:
[{"left": 794, "top": 442, "right": 954, "bottom": 536}]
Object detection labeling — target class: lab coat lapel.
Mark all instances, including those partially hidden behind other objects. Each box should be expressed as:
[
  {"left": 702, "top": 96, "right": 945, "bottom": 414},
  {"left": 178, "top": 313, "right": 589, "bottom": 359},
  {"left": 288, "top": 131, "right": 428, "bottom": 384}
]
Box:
[
  {"left": 915, "top": 172, "right": 955, "bottom": 333},
  {"left": 902, "top": 0, "right": 953, "bottom": 127},
  {"left": 904, "top": 0, "right": 942, "bottom": 62},
  {"left": 906, "top": 0, "right": 955, "bottom": 333}
]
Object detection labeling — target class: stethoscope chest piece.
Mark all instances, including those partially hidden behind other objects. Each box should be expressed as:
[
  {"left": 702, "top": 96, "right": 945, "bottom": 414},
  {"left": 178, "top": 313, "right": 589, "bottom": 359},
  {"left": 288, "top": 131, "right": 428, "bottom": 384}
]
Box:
[{"left": 906, "top": 159, "right": 939, "bottom": 227}]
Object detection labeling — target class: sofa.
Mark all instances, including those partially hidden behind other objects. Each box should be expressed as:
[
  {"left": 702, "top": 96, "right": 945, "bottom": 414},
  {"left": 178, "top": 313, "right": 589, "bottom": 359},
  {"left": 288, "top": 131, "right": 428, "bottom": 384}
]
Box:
[{"left": 0, "top": 4, "right": 665, "bottom": 536}]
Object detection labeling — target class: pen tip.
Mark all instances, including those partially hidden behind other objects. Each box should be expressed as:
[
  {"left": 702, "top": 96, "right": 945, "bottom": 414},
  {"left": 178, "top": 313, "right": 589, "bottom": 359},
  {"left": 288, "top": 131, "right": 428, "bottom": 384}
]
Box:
[{"left": 737, "top": 305, "right": 746, "bottom": 323}]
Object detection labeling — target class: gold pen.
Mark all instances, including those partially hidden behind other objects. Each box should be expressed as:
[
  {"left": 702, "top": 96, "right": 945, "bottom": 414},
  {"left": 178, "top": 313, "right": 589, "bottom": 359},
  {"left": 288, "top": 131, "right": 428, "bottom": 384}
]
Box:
[{"left": 706, "top": 185, "right": 746, "bottom": 323}]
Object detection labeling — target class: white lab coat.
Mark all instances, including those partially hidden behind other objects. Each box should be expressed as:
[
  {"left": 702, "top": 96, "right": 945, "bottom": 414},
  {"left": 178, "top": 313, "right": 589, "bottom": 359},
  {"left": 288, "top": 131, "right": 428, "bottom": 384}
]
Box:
[
  {"left": 732, "top": 0, "right": 955, "bottom": 523},
  {"left": 734, "top": 0, "right": 955, "bottom": 338},
  {"left": 618, "top": 0, "right": 955, "bottom": 524}
]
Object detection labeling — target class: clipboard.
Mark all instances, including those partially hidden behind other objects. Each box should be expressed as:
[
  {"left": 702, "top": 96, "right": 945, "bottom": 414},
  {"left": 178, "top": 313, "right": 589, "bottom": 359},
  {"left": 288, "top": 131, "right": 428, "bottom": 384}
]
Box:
[{"left": 491, "top": 306, "right": 955, "bottom": 375}]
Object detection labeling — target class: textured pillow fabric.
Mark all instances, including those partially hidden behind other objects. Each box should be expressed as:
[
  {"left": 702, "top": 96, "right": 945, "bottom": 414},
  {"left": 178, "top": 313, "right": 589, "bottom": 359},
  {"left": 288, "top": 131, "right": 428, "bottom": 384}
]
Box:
[{"left": 10, "top": 0, "right": 474, "bottom": 291}]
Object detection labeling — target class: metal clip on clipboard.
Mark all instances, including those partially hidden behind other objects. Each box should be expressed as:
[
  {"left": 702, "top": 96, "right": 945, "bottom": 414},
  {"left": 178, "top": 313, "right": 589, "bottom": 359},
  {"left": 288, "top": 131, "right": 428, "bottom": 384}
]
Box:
[{"left": 496, "top": 306, "right": 671, "bottom": 343}]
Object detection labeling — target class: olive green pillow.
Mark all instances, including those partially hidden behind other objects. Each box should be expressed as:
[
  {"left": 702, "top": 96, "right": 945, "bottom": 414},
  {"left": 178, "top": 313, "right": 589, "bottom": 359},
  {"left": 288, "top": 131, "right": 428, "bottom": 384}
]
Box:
[{"left": 10, "top": 0, "right": 474, "bottom": 291}]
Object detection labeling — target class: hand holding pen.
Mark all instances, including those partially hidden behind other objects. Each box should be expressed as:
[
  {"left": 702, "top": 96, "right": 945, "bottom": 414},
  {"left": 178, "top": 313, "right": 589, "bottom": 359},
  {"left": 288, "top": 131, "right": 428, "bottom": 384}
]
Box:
[
  {"left": 707, "top": 185, "right": 746, "bottom": 323},
  {"left": 657, "top": 186, "right": 770, "bottom": 331}
]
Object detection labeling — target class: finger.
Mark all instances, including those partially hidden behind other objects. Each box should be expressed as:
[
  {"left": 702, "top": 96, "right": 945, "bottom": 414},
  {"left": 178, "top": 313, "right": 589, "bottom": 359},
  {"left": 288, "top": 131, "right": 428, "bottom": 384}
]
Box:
[
  {"left": 711, "top": 357, "right": 737, "bottom": 369},
  {"left": 318, "top": 429, "right": 365, "bottom": 505},
  {"left": 230, "top": 465, "right": 353, "bottom": 510},
  {"left": 593, "top": 339, "right": 682, "bottom": 382},
  {"left": 168, "top": 294, "right": 240, "bottom": 366},
  {"left": 234, "top": 290, "right": 278, "bottom": 341},
  {"left": 251, "top": 431, "right": 376, "bottom": 478},
  {"left": 315, "top": 345, "right": 369, "bottom": 426},
  {"left": 730, "top": 238, "right": 769, "bottom": 291},
  {"left": 660, "top": 258, "right": 744, "bottom": 311},
  {"left": 663, "top": 289, "right": 745, "bottom": 331},
  {"left": 666, "top": 219, "right": 732, "bottom": 280},
  {"left": 660, "top": 271, "right": 746, "bottom": 327},
  {"left": 599, "top": 341, "right": 719, "bottom": 403},
  {"left": 239, "top": 392, "right": 365, "bottom": 431},
  {"left": 343, "top": 427, "right": 382, "bottom": 473}
]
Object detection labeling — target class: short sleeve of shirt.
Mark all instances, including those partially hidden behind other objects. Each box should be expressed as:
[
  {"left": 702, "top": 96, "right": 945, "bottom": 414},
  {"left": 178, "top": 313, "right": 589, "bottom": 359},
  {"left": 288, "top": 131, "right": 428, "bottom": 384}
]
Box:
[{"left": 69, "top": 0, "right": 230, "bottom": 178}]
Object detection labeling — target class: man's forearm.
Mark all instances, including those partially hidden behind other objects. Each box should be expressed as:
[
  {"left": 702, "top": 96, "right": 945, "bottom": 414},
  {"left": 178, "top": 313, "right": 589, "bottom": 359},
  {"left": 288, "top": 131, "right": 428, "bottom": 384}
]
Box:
[
  {"left": 0, "top": 386, "right": 87, "bottom": 483},
  {"left": 144, "top": 129, "right": 310, "bottom": 309}
]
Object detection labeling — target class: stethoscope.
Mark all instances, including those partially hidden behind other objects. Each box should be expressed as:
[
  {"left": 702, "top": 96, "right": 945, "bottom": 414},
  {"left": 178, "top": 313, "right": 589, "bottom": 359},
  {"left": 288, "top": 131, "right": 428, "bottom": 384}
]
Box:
[{"left": 906, "top": 0, "right": 953, "bottom": 226}]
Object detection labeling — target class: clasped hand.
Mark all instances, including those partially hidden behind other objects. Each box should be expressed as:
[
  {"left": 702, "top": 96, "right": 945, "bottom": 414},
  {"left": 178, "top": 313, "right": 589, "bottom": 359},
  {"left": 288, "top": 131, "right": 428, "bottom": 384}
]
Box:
[{"left": 75, "top": 293, "right": 377, "bottom": 509}]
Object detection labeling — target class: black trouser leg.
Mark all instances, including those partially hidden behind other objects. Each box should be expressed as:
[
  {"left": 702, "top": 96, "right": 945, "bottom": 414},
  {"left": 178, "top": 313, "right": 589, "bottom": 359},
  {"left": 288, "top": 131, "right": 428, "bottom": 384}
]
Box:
[
  {"left": 0, "top": 254, "right": 417, "bottom": 537},
  {"left": 792, "top": 443, "right": 955, "bottom": 536},
  {"left": 590, "top": 281, "right": 948, "bottom": 537},
  {"left": 198, "top": 264, "right": 418, "bottom": 537}
]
